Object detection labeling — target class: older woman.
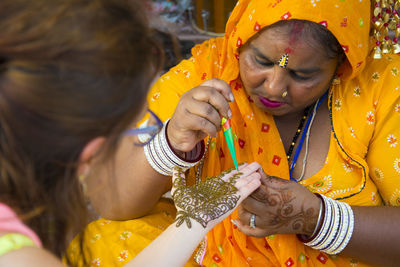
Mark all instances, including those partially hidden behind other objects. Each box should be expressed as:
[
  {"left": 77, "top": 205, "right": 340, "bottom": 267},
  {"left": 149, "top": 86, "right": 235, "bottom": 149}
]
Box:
[
  {"left": 72, "top": 0, "right": 400, "bottom": 266},
  {"left": 0, "top": 0, "right": 263, "bottom": 266}
]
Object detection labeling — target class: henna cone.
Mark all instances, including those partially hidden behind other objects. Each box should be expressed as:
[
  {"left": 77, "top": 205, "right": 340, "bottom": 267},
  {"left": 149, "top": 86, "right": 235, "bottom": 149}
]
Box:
[{"left": 221, "top": 117, "right": 239, "bottom": 171}]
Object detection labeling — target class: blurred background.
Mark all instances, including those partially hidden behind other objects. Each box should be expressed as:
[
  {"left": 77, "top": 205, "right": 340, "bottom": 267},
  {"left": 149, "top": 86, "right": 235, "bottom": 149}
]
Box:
[{"left": 145, "top": 0, "right": 236, "bottom": 71}]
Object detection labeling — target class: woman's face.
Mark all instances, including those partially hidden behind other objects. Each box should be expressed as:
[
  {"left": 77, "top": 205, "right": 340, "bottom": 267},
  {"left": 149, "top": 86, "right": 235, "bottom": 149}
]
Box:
[{"left": 239, "top": 26, "right": 339, "bottom": 116}]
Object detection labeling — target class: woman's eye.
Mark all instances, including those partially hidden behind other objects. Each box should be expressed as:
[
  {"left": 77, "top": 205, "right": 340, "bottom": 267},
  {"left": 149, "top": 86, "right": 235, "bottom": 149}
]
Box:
[
  {"left": 255, "top": 57, "right": 273, "bottom": 67},
  {"left": 290, "top": 71, "right": 311, "bottom": 81}
]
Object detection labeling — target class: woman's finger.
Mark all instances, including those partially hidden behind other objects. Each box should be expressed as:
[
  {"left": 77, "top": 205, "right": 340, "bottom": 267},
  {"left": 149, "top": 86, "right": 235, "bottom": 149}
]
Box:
[
  {"left": 239, "top": 195, "right": 269, "bottom": 216},
  {"left": 232, "top": 219, "right": 267, "bottom": 237},
  {"left": 181, "top": 111, "right": 219, "bottom": 137},
  {"left": 200, "top": 78, "right": 235, "bottom": 103},
  {"left": 235, "top": 174, "right": 261, "bottom": 201},
  {"left": 191, "top": 84, "right": 232, "bottom": 119},
  {"left": 220, "top": 162, "right": 261, "bottom": 182},
  {"left": 234, "top": 172, "right": 261, "bottom": 190},
  {"left": 239, "top": 162, "right": 262, "bottom": 176},
  {"left": 183, "top": 100, "right": 222, "bottom": 131},
  {"left": 171, "top": 167, "right": 186, "bottom": 196}
]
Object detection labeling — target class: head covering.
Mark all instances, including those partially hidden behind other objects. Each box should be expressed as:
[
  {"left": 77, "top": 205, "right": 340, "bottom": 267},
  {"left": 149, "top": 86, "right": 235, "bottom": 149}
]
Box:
[
  {"left": 194, "top": 1, "right": 384, "bottom": 266},
  {"left": 218, "top": 0, "right": 371, "bottom": 82}
]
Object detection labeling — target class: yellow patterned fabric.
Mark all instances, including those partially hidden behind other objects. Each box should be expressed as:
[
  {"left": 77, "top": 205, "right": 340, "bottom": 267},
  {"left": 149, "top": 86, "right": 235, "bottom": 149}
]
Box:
[
  {"left": 67, "top": 0, "right": 400, "bottom": 266},
  {"left": 66, "top": 199, "right": 200, "bottom": 267}
]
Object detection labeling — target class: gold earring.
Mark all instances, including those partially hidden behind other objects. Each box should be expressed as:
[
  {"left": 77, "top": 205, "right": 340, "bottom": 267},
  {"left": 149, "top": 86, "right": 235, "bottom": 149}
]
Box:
[
  {"left": 332, "top": 76, "right": 341, "bottom": 85},
  {"left": 282, "top": 91, "right": 288, "bottom": 98},
  {"left": 78, "top": 165, "right": 90, "bottom": 194},
  {"left": 79, "top": 174, "right": 88, "bottom": 194}
]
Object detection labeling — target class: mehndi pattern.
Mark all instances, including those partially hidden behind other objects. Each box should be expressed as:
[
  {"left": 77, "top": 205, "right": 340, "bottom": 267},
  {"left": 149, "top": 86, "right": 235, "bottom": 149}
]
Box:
[{"left": 172, "top": 167, "right": 241, "bottom": 228}]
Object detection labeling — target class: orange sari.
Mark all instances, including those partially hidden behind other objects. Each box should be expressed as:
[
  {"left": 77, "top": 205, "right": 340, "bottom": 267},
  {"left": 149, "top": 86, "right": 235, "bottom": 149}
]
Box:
[{"left": 68, "top": 0, "right": 400, "bottom": 266}]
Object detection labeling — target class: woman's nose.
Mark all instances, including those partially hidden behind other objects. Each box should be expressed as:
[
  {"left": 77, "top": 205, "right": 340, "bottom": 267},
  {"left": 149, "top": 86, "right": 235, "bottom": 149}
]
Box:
[{"left": 264, "top": 66, "right": 288, "bottom": 98}]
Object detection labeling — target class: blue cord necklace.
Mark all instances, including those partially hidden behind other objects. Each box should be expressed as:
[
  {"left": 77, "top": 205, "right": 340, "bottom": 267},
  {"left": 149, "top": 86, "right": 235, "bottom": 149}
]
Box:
[{"left": 289, "top": 91, "right": 328, "bottom": 182}]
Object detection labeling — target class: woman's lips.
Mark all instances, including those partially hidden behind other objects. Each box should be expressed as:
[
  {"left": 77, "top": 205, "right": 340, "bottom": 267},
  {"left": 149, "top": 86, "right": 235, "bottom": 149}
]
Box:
[{"left": 258, "top": 96, "right": 285, "bottom": 108}]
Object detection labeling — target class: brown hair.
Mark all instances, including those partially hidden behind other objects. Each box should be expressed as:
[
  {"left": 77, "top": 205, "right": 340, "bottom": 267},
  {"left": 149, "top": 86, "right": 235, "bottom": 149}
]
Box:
[{"left": 0, "top": 0, "right": 161, "bottom": 258}]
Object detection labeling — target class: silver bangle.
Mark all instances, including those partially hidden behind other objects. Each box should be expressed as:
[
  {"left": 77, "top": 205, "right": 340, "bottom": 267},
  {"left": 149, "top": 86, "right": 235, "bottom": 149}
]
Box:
[
  {"left": 306, "top": 194, "right": 332, "bottom": 247},
  {"left": 328, "top": 202, "right": 354, "bottom": 255},
  {"left": 314, "top": 198, "right": 340, "bottom": 250},
  {"left": 324, "top": 201, "right": 349, "bottom": 254},
  {"left": 144, "top": 119, "right": 203, "bottom": 176},
  {"left": 310, "top": 200, "right": 323, "bottom": 237},
  {"left": 143, "top": 143, "right": 169, "bottom": 176},
  {"left": 304, "top": 195, "right": 354, "bottom": 255},
  {"left": 316, "top": 200, "right": 341, "bottom": 251}
]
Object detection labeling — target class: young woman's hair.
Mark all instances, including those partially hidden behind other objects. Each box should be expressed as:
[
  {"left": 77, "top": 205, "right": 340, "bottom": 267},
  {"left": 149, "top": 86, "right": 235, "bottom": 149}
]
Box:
[{"left": 0, "top": 0, "right": 161, "bottom": 257}]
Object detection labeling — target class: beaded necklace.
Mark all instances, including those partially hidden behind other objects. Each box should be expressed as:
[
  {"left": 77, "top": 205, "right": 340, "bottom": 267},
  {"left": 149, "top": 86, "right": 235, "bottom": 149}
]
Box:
[{"left": 286, "top": 107, "right": 312, "bottom": 161}]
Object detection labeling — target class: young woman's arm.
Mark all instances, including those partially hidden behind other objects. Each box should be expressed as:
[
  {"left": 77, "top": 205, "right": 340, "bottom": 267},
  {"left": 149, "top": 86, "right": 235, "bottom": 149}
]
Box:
[
  {"left": 128, "top": 162, "right": 261, "bottom": 266},
  {"left": 0, "top": 246, "right": 63, "bottom": 267},
  {"left": 0, "top": 163, "right": 262, "bottom": 267}
]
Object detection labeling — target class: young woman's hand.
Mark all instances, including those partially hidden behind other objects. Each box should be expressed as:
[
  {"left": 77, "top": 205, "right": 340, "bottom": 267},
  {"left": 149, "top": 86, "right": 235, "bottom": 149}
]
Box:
[
  {"left": 167, "top": 78, "right": 234, "bottom": 152},
  {"left": 171, "top": 162, "right": 262, "bottom": 231},
  {"left": 236, "top": 171, "right": 321, "bottom": 237}
]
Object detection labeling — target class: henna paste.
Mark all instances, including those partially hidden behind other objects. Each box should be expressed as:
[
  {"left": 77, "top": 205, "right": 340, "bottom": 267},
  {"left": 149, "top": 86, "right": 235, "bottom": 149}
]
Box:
[
  {"left": 251, "top": 176, "right": 318, "bottom": 234},
  {"left": 172, "top": 167, "right": 241, "bottom": 228}
]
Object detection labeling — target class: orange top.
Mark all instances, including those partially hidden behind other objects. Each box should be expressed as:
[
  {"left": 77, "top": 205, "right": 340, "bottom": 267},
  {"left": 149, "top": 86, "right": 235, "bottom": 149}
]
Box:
[{"left": 146, "top": 0, "right": 400, "bottom": 265}]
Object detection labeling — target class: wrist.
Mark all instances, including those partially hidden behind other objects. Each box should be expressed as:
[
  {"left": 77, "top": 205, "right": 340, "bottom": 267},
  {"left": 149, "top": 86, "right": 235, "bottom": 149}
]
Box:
[
  {"left": 168, "top": 218, "right": 209, "bottom": 241},
  {"left": 143, "top": 119, "right": 205, "bottom": 176},
  {"left": 299, "top": 193, "right": 324, "bottom": 239},
  {"left": 297, "top": 194, "right": 355, "bottom": 255},
  {"left": 165, "top": 121, "right": 205, "bottom": 162}
]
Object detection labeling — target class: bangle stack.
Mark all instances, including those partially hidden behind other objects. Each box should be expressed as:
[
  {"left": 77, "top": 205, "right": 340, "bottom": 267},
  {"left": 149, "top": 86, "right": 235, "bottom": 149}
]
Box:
[
  {"left": 144, "top": 119, "right": 205, "bottom": 176},
  {"left": 298, "top": 194, "right": 354, "bottom": 255}
]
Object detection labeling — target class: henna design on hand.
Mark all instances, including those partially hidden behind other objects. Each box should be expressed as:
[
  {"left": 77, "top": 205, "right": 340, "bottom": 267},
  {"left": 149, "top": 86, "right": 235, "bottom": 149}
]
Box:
[
  {"left": 250, "top": 176, "right": 318, "bottom": 235},
  {"left": 172, "top": 167, "right": 241, "bottom": 229}
]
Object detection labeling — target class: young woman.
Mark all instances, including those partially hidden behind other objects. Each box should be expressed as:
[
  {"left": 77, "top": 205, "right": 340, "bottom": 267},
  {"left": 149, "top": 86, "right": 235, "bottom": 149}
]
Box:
[{"left": 0, "top": 0, "right": 262, "bottom": 266}]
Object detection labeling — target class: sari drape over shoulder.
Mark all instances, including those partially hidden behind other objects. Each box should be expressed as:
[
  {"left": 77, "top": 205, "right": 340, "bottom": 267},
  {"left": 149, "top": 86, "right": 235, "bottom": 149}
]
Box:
[{"left": 67, "top": 0, "right": 400, "bottom": 266}]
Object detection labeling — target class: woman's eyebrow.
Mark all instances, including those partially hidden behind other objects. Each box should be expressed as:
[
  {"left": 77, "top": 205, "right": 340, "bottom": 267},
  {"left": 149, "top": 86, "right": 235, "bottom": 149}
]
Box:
[
  {"left": 250, "top": 44, "right": 321, "bottom": 74},
  {"left": 292, "top": 66, "right": 321, "bottom": 74},
  {"left": 250, "top": 45, "right": 272, "bottom": 61}
]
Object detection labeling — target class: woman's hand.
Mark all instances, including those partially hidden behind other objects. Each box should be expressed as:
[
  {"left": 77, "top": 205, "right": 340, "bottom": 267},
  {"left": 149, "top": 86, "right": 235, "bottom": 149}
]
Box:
[
  {"left": 236, "top": 171, "right": 321, "bottom": 237},
  {"left": 167, "top": 78, "right": 234, "bottom": 152},
  {"left": 171, "top": 162, "right": 262, "bottom": 231}
]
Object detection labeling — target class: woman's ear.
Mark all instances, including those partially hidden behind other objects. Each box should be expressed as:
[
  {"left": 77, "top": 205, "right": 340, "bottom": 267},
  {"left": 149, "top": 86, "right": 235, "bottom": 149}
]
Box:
[
  {"left": 77, "top": 137, "right": 106, "bottom": 178},
  {"left": 338, "top": 53, "right": 346, "bottom": 67}
]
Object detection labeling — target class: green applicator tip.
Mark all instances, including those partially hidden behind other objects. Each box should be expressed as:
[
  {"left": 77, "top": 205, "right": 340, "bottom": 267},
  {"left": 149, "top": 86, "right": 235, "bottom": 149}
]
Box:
[{"left": 221, "top": 117, "right": 239, "bottom": 171}]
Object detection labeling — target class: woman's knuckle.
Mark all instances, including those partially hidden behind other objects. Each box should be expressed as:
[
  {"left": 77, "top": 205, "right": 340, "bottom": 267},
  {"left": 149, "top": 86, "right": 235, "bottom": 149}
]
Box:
[
  {"left": 207, "top": 87, "right": 217, "bottom": 96},
  {"left": 199, "top": 118, "right": 209, "bottom": 128},
  {"left": 205, "top": 105, "right": 215, "bottom": 116}
]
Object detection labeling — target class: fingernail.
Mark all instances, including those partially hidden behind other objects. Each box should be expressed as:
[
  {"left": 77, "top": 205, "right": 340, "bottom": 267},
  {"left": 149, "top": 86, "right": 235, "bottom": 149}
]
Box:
[
  {"left": 231, "top": 219, "right": 238, "bottom": 229},
  {"left": 228, "top": 109, "right": 232, "bottom": 118},
  {"left": 229, "top": 93, "right": 235, "bottom": 102}
]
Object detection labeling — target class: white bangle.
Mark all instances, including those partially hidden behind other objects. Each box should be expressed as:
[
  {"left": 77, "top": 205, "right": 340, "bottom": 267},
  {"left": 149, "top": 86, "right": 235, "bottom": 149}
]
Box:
[
  {"left": 324, "top": 201, "right": 348, "bottom": 254},
  {"left": 306, "top": 194, "right": 332, "bottom": 247},
  {"left": 313, "top": 198, "right": 340, "bottom": 250},
  {"left": 144, "top": 119, "right": 204, "bottom": 176},
  {"left": 303, "top": 194, "right": 354, "bottom": 255},
  {"left": 316, "top": 200, "right": 341, "bottom": 251},
  {"left": 328, "top": 202, "right": 354, "bottom": 255},
  {"left": 310, "top": 200, "right": 323, "bottom": 237}
]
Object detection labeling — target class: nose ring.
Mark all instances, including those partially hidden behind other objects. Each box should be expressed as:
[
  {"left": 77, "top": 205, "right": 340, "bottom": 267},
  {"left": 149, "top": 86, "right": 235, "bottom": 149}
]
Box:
[{"left": 282, "top": 91, "right": 288, "bottom": 98}]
